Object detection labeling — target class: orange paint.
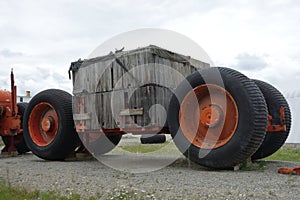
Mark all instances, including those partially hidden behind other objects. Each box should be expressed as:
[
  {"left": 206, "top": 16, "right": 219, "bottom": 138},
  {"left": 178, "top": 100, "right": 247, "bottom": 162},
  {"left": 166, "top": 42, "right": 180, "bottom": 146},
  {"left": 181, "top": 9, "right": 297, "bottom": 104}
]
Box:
[
  {"left": 0, "top": 70, "right": 23, "bottom": 153},
  {"left": 28, "top": 102, "right": 58, "bottom": 146},
  {"left": 179, "top": 84, "right": 239, "bottom": 149},
  {"left": 267, "top": 107, "right": 286, "bottom": 132}
]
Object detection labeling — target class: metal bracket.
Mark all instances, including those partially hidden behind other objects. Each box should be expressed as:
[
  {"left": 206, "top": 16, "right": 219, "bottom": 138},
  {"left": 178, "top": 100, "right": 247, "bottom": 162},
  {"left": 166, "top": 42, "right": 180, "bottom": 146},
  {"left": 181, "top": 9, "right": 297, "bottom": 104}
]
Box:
[{"left": 267, "top": 107, "right": 286, "bottom": 132}]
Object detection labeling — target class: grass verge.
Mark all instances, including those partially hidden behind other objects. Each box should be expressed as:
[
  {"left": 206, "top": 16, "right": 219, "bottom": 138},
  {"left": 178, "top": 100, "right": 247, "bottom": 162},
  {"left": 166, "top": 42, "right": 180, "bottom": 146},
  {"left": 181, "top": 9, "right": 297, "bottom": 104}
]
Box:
[
  {"left": 265, "top": 147, "right": 300, "bottom": 162},
  {"left": 112, "top": 139, "right": 181, "bottom": 156},
  {"left": 0, "top": 179, "right": 153, "bottom": 200},
  {"left": 119, "top": 141, "right": 172, "bottom": 153},
  {"left": 0, "top": 179, "right": 83, "bottom": 200},
  {"left": 239, "top": 160, "right": 267, "bottom": 171}
]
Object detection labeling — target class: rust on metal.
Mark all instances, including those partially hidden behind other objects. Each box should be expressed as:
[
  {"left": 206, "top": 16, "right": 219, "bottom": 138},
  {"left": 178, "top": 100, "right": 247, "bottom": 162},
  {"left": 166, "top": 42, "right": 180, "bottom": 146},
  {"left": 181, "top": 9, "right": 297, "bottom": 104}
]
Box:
[
  {"left": 278, "top": 166, "right": 300, "bottom": 175},
  {"left": 267, "top": 107, "right": 286, "bottom": 132},
  {"left": 74, "top": 96, "right": 87, "bottom": 133},
  {"left": 28, "top": 102, "right": 58, "bottom": 146},
  {"left": 0, "top": 70, "right": 24, "bottom": 153}
]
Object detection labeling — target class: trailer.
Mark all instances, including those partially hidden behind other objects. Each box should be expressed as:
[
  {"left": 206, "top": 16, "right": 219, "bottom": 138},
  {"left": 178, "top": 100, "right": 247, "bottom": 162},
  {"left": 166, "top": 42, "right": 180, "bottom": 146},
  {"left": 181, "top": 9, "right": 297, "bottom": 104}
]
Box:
[{"left": 20, "top": 45, "right": 291, "bottom": 168}]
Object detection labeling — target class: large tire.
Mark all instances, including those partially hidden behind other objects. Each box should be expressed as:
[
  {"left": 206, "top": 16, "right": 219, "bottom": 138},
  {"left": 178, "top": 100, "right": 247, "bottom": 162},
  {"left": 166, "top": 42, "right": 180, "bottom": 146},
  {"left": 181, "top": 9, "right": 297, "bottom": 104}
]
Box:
[
  {"left": 251, "top": 80, "right": 291, "bottom": 160},
  {"left": 23, "top": 89, "right": 80, "bottom": 160},
  {"left": 167, "top": 67, "right": 268, "bottom": 168},
  {"left": 80, "top": 133, "right": 122, "bottom": 155},
  {"left": 15, "top": 102, "right": 30, "bottom": 154}
]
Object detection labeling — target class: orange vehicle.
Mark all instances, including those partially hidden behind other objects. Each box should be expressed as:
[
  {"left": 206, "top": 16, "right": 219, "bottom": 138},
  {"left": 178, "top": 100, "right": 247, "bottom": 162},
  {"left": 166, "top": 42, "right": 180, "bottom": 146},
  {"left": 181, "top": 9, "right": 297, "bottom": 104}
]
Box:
[
  {"left": 5, "top": 46, "right": 292, "bottom": 169},
  {"left": 0, "top": 69, "right": 29, "bottom": 154}
]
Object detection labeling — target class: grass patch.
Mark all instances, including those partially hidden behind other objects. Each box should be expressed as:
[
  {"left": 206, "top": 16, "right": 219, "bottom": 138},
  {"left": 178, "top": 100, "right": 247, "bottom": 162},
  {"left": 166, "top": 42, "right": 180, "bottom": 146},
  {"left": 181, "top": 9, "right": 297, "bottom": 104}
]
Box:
[
  {"left": 0, "top": 179, "right": 153, "bottom": 200},
  {"left": 119, "top": 141, "right": 172, "bottom": 153},
  {"left": 239, "top": 160, "right": 267, "bottom": 171},
  {"left": 111, "top": 138, "right": 181, "bottom": 156},
  {"left": 0, "top": 179, "right": 86, "bottom": 200},
  {"left": 265, "top": 147, "right": 300, "bottom": 162}
]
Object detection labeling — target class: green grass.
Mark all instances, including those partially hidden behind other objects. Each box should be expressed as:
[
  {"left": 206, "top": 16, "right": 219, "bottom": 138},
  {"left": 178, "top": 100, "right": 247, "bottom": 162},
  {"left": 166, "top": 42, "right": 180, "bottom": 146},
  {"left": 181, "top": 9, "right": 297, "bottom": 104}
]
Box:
[
  {"left": 238, "top": 146, "right": 300, "bottom": 171},
  {"left": 113, "top": 140, "right": 300, "bottom": 164},
  {"left": 0, "top": 179, "right": 85, "bottom": 200},
  {"left": 265, "top": 147, "right": 300, "bottom": 162},
  {"left": 0, "top": 179, "right": 153, "bottom": 200},
  {"left": 119, "top": 141, "right": 172, "bottom": 153},
  {"left": 239, "top": 160, "right": 267, "bottom": 171}
]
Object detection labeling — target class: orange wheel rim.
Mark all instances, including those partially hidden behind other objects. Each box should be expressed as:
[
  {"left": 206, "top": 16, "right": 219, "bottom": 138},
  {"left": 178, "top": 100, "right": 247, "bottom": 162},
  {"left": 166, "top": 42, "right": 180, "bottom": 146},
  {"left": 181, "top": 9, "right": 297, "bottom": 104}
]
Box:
[
  {"left": 28, "top": 103, "right": 58, "bottom": 146},
  {"left": 179, "top": 84, "right": 238, "bottom": 149}
]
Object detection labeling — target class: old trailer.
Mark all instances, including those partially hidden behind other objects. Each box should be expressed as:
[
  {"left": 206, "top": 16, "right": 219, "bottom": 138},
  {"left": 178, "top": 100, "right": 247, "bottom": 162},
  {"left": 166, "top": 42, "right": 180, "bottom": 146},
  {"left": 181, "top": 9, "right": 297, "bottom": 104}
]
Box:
[{"left": 21, "top": 45, "right": 291, "bottom": 168}]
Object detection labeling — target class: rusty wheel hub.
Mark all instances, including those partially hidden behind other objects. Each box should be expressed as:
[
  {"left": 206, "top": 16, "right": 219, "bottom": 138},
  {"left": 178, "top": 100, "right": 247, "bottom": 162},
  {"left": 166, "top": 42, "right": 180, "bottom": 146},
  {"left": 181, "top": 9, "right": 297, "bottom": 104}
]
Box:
[
  {"left": 28, "top": 103, "right": 58, "bottom": 146},
  {"left": 41, "top": 117, "right": 54, "bottom": 132},
  {"left": 200, "top": 104, "right": 223, "bottom": 128}
]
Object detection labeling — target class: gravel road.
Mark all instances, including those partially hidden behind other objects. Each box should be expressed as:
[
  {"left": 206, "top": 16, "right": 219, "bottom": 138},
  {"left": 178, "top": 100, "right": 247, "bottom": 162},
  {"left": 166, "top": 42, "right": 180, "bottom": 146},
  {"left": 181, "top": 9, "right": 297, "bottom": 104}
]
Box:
[{"left": 0, "top": 150, "right": 300, "bottom": 200}]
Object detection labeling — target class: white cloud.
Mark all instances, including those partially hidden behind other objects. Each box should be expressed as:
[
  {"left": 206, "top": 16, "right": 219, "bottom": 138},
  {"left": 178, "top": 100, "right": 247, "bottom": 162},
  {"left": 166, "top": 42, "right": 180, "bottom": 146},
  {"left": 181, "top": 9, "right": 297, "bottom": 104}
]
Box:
[
  {"left": 161, "top": 0, "right": 300, "bottom": 93},
  {"left": 233, "top": 53, "right": 267, "bottom": 71},
  {"left": 0, "top": 0, "right": 299, "bottom": 97},
  {"left": 0, "top": 49, "right": 24, "bottom": 57}
]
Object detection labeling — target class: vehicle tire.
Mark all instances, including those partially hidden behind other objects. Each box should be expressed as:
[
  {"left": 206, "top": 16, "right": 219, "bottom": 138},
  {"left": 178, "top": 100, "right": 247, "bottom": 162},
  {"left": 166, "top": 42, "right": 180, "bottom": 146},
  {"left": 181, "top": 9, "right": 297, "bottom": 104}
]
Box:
[
  {"left": 140, "top": 134, "right": 166, "bottom": 144},
  {"left": 80, "top": 133, "right": 122, "bottom": 155},
  {"left": 251, "top": 80, "right": 291, "bottom": 160},
  {"left": 23, "top": 89, "right": 80, "bottom": 160},
  {"left": 15, "top": 102, "right": 30, "bottom": 154},
  {"left": 167, "top": 67, "right": 268, "bottom": 168}
]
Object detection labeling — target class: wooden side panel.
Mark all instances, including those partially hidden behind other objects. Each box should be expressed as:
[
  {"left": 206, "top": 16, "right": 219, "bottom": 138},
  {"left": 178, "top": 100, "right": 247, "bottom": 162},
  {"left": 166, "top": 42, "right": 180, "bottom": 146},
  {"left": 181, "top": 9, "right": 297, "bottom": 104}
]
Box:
[{"left": 72, "top": 46, "right": 210, "bottom": 131}]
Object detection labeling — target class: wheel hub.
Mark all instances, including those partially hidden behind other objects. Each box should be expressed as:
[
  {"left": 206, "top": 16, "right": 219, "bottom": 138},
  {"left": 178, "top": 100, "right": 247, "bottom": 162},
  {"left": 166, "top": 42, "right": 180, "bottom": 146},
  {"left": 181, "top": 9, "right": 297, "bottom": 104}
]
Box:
[
  {"left": 200, "top": 105, "right": 223, "bottom": 128},
  {"left": 41, "top": 117, "right": 54, "bottom": 132},
  {"left": 28, "top": 102, "right": 58, "bottom": 146},
  {"left": 179, "top": 84, "right": 239, "bottom": 149}
]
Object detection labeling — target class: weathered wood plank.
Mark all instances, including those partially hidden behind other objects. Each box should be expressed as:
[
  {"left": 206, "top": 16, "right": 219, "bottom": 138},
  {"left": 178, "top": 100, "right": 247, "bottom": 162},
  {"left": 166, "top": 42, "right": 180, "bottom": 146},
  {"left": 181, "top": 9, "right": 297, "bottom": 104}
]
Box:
[{"left": 72, "top": 45, "right": 210, "bottom": 131}]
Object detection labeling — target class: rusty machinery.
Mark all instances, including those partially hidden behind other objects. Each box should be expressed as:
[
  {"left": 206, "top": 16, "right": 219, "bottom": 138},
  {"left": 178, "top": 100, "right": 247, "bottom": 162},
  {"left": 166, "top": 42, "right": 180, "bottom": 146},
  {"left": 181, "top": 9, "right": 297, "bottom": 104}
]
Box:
[
  {"left": 0, "top": 69, "right": 28, "bottom": 154},
  {"left": 19, "top": 46, "right": 291, "bottom": 169}
]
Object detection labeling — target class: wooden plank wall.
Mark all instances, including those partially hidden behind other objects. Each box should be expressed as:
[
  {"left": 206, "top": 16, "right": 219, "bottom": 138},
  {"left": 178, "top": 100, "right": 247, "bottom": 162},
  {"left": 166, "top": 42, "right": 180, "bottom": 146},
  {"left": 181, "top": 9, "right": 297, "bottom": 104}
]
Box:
[{"left": 72, "top": 46, "right": 209, "bottom": 130}]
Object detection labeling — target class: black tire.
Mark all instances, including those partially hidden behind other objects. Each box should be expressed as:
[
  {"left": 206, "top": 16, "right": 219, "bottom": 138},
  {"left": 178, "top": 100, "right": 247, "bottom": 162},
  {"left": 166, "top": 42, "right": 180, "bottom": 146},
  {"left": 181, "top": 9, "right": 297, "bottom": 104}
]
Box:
[
  {"left": 167, "top": 67, "right": 268, "bottom": 168},
  {"left": 81, "top": 134, "right": 122, "bottom": 155},
  {"left": 251, "top": 80, "right": 292, "bottom": 160},
  {"left": 15, "top": 102, "right": 30, "bottom": 154},
  {"left": 23, "top": 89, "right": 80, "bottom": 160},
  {"left": 140, "top": 134, "right": 166, "bottom": 144}
]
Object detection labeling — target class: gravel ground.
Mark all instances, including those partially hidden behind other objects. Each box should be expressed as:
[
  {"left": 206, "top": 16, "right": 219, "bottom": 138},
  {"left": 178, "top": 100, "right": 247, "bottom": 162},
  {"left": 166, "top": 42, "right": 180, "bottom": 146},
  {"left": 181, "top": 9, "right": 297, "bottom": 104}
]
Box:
[{"left": 0, "top": 151, "right": 300, "bottom": 200}]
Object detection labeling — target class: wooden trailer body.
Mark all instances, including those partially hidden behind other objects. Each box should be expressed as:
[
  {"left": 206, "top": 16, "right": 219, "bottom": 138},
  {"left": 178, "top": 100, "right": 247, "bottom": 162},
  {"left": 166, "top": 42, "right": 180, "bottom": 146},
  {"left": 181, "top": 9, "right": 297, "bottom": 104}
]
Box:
[{"left": 70, "top": 45, "right": 210, "bottom": 135}]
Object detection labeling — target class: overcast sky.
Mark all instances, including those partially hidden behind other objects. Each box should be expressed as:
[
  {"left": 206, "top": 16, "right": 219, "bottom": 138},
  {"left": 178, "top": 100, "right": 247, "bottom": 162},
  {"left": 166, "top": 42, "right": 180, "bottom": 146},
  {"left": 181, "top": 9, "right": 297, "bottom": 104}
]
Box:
[{"left": 0, "top": 0, "right": 300, "bottom": 98}]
